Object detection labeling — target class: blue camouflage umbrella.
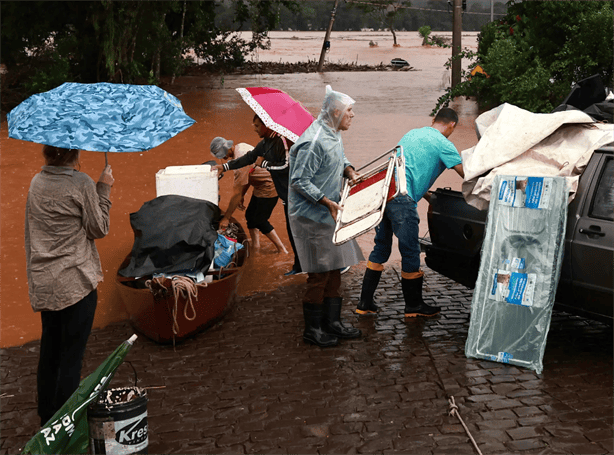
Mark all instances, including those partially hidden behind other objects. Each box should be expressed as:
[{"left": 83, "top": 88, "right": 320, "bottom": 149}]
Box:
[{"left": 7, "top": 82, "right": 195, "bottom": 162}]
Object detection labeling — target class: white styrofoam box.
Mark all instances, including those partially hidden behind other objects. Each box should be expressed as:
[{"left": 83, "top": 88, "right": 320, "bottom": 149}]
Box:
[{"left": 155, "top": 164, "right": 218, "bottom": 205}]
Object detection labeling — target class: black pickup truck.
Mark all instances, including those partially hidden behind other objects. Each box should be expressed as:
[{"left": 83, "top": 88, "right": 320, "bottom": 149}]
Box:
[{"left": 420, "top": 143, "right": 614, "bottom": 323}]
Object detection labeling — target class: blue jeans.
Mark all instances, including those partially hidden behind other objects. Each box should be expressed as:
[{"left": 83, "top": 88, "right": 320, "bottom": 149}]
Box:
[{"left": 368, "top": 194, "right": 421, "bottom": 273}]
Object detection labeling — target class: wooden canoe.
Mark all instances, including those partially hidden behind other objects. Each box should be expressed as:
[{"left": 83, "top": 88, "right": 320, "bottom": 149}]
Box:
[{"left": 116, "top": 221, "right": 249, "bottom": 344}]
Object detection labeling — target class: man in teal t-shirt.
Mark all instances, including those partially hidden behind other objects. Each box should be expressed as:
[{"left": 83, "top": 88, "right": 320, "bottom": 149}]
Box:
[{"left": 357, "top": 108, "right": 464, "bottom": 318}]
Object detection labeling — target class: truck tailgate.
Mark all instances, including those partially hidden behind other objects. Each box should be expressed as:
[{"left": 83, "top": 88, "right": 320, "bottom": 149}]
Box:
[{"left": 422, "top": 188, "right": 487, "bottom": 288}]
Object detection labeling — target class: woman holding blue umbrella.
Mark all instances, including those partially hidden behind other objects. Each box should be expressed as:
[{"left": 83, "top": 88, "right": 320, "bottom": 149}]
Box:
[
  {"left": 9, "top": 82, "right": 193, "bottom": 424},
  {"left": 25, "top": 145, "right": 114, "bottom": 426}
]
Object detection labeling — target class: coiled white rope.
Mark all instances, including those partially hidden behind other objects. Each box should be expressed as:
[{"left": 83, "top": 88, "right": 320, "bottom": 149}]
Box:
[
  {"left": 170, "top": 276, "right": 207, "bottom": 335},
  {"left": 145, "top": 275, "right": 207, "bottom": 336}
]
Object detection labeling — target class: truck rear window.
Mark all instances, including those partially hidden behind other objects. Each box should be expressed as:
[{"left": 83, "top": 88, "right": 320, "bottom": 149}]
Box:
[{"left": 590, "top": 157, "right": 614, "bottom": 221}]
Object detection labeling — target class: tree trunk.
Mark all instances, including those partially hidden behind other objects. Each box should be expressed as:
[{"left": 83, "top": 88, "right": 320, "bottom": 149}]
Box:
[
  {"left": 129, "top": 0, "right": 143, "bottom": 65},
  {"left": 154, "top": 12, "right": 167, "bottom": 81},
  {"left": 171, "top": 0, "right": 187, "bottom": 85}
]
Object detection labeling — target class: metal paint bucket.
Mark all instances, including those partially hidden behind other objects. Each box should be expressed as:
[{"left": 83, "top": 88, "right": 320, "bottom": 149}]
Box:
[{"left": 88, "top": 387, "right": 148, "bottom": 454}]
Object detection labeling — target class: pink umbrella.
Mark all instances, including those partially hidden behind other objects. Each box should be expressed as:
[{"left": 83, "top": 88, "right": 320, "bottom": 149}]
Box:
[{"left": 236, "top": 87, "right": 316, "bottom": 142}]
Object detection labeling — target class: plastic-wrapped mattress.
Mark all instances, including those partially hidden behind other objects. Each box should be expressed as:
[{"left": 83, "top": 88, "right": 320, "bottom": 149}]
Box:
[{"left": 465, "top": 175, "right": 568, "bottom": 374}]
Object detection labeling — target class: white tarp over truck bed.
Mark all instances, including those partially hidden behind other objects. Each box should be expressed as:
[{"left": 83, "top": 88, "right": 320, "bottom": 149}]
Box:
[{"left": 461, "top": 103, "right": 614, "bottom": 210}]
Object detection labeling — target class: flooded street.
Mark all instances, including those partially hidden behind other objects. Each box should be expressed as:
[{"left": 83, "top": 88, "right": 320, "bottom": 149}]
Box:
[
  {"left": 2, "top": 32, "right": 613, "bottom": 455},
  {"left": 1, "top": 31, "right": 480, "bottom": 347}
]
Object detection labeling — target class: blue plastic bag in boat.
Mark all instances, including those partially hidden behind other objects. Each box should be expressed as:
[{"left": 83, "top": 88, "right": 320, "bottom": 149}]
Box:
[{"left": 213, "top": 234, "right": 244, "bottom": 268}]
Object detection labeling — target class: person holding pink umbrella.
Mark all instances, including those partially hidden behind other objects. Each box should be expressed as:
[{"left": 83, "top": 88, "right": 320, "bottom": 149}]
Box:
[
  {"left": 213, "top": 87, "right": 316, "bottom": 276},
  {"left": 213, "top": 114, "right": 302, "bottom": 275},
  {"left": 210, "top": 136, "right": 288, "bottom": 254}
]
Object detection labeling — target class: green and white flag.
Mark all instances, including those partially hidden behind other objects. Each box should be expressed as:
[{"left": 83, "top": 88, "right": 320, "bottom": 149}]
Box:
[{"left": 22, "top": 334, "right": 138, "bottom": 455}]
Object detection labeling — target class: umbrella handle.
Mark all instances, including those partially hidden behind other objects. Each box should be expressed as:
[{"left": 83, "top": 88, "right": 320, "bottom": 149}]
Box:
[{"left": 105, "top": 152, "right": 108, "bottom": 167}]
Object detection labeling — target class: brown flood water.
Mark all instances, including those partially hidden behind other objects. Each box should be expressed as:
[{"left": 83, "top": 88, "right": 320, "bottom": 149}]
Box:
[{"left": 1, "top": 31, "right": 480, "bottom": 347}]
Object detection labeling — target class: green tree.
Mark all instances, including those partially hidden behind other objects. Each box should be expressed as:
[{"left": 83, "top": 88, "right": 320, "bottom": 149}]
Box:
[
  {"left": 433, "top": 0, "right": 614, "bottom": 114},
  {"left": 350, "top": 0, "right": 412, "bottom": 45},
  {"left": 1, "top": 0, "right": 299, "bottom": 111}
]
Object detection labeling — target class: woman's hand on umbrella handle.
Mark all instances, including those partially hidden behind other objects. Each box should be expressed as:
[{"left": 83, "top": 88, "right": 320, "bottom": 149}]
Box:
[{"left": 99, "top": 165, "right": 114, "bottom": 187}]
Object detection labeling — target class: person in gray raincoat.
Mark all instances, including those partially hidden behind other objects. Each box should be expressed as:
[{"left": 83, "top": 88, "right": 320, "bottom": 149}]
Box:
[{"left": 288, "top": 85, "right": 364, "bottom": 348}]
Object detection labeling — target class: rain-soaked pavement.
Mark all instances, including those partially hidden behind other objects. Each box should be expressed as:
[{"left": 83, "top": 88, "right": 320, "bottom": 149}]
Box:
[
  {"left": 2, "top": 264, "right": 612, "bottom": 454},
  {"left": 2, "top": 32, "right": 613, "bottom": 454}
]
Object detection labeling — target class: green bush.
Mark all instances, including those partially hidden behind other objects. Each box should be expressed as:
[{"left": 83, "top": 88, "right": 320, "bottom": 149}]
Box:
[
  {"left": 23, "top": 32, "right": 78, "bottom": 94},
  {"left": 418, "top": 25, "right": 431, "bottom": 40},
  {"left": 433, "top": 0, "right": 614, "bottom": 115},
  {"left": 25, "top": 55, "right": 72, "bottom": 94}
]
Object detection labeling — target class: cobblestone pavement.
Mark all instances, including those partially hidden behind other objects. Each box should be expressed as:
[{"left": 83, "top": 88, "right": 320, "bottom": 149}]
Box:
[{"left": 2, "top": 265, "right": 612, "bottom": 454}]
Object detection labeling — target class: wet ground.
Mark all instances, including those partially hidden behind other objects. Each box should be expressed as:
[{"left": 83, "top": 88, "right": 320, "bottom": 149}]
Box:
[
  {"left": 1, "top": 31, "right": 478, "bottom": 347},
  {"left": 2, "top": 265, "right": 612, "bottom": 454},
  {"left": 2, "top": 30, "right": 612, "bottom": 454}
]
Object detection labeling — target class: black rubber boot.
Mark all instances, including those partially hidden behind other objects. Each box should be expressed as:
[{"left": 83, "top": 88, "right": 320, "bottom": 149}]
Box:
[
  {"left": 402, "top": 275, "right": 440, "bottom": 317},
  {"left": 322, "top": 297, "right": 362, "bottom": 339},
  {"left": 356, "top": 268, "right": 382, "bottom": 315},
  {"left": 303, "top": 303, "right": 339, "bottom": 347}
]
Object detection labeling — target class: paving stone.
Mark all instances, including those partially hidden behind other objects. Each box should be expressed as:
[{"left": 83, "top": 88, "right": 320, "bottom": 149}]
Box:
[
  {"left": 329, "top": 422, "right": 363, "bottom": 435},
  {"left": 216, "top": 432, "right": 250, "bottom": 447},
  {"left": 243, "top": 441, "right": 283, "bottom": 453},
  {"left": 584, "top": 428, "right": 614, "bottom": 443},
  {"left": 475, "top": 419, "right": 517, "bottom": 431},
  {"left": 512, "top": 405, "right": 544, "bottom": 417},
  {"left": 319, "top": 434, "right": 362, "bottom": 454},
  {"left": 600, "top": 438, "right": 614, "bottom": 452},
  {"left": 466, "top": 393, "right": 505, "bottom": 403},
  {"left": 547, "top": 441, "right": 610, "bottom": 454},
  {"left": 432, "top": 442, "right": 476, "bottom": 454},
  {"left": 487, "top": 374, "right": 517, "bottom": 384},
  {"left": 392, "top": 435, "right": 435, "bottom": 452},
  {"left": 472, "top": 442, "right": 509, "bottom": 455},
  {"left": 479, "top": 409, "right": 517, "bottom": 420},
  {"left": 357, "top": 436, "right": 393, "bottom": 453},
  {"left": 517, "top": 414, "right": 556, "bottom": 427},
  {"left": 507, "top": 426, "right": 545, "bottom": 440},
  {"left": 399, "top": 426, "right": 441, "bottom": 437},
  {"left": 506, "top": 438, "right": 548, "bottom": 451},
  {"left": 469, "top": 385, "right": 493, "bottom": 395},
  {"left": 486, "top": 398, "right": 523, "bottom": 410},
  {"left": 440, "top": 423, "right": 465, "bottom": 434}
]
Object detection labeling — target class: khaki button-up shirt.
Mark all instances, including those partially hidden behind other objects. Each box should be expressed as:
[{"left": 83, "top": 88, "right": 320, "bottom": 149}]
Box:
[{"left": 25, "top": 166, "right": 112, "bottom": 312}]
